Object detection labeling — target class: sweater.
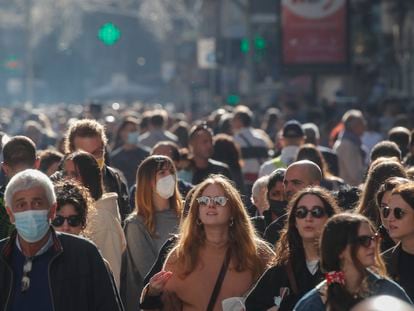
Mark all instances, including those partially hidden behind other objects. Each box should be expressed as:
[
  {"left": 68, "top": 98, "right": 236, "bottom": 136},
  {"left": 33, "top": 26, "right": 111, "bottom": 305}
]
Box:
[
  {"left": 121, "top": 209, "right": 179, "bottom": 311},
  {"left": 162, "top": 243, "right": 256, "bottom": 311}
]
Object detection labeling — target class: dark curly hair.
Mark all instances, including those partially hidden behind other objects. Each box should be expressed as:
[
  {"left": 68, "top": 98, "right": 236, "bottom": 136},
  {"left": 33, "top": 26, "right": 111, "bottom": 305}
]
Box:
[{"left": 54, "top": 180, "right": 94, "bottom": 228}]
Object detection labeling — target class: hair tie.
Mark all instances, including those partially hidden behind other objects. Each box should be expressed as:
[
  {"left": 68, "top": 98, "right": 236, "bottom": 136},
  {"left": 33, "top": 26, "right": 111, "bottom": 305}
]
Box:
[{"left": 325, "top": 271, "right": 345, "bottom": 286}]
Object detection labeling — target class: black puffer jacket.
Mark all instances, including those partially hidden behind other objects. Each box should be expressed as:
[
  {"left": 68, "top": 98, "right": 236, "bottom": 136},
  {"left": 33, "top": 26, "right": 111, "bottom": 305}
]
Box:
[{"left": 0, "top": 229, "right": 124, "bottom": 311}]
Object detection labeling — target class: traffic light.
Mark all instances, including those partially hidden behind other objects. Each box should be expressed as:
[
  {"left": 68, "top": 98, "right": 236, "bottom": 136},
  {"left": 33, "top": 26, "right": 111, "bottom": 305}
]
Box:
[
  {"left": 98, "top": 23, "right": 121, "bottom": 46},
  {"left": 239, "top": 36, "right": 267, "bottom": 61},
  {"left": 226, "top": 94, "right": 240, "bottom": 106},
  {"left": 240, "top": 38, "right": 250, "bottom": 54}
]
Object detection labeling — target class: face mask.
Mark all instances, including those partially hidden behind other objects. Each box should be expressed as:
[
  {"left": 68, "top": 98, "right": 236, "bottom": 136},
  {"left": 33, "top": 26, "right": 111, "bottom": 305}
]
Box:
[
  {"left": 156, "top": 174, "right": 176, "bottom": 199},
  {"left": 14, "top": 210, "right": 50, "bottom": 243},
  {"left": 127, "top": 131, "right": 139, "bottom": 145},
  {"left": 268, "top": 199, "right": 288, "bottom": 216},
  {"left": 177, "top": 169, "right": 192, "bottom": 183},
  {"left": 96, "top": 157, "right": 105, "bottom": 170}
]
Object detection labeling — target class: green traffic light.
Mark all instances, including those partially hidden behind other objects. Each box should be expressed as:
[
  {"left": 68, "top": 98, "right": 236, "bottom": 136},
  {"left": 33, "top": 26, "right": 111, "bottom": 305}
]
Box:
[
  {"left": 98, "top": 23, "right": 121, "bottom": 46},
  {"left": 226, "top": 94, "right": 240, "bottom": 106},
  {"left": 240, "top": 38, "right": 250, "bottom": 53},
  {"left": 254, "top": 36, "right": 266, "bottom": 50}
]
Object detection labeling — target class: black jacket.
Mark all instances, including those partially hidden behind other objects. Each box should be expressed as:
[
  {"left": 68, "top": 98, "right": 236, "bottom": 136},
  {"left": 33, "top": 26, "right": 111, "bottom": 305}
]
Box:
[
  {"left": 245, "top": 262, "right": 323, "bottom": 311},
  {"left": 102, "top": 165, "right": 130, "bottom": 222},
  {"left": 382, "top": 242, "right": 414, "bottom": 301},
  {"left": 0, "top": 229, "right": 124, "bottom": 311}
]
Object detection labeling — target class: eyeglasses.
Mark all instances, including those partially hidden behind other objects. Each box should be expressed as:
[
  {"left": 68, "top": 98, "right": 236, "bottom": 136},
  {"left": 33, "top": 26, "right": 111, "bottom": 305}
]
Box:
[
  {"left": 52, "top": 215, "right": 82, "bottom": 227},
  {"left": 21, "top": 257, "right": 33, "bottom": 292},
  {"left": 381, "top": 206, "right": 406, "bottom": 220},
  {"left": 196, "top": 196, "right": 228, "bottom": 207},
  {"left": 295, "top": 206, "right": 326, "bottom": 219},
  {"left": 354, "top": 233, "right": 380, "bottom": 248}
]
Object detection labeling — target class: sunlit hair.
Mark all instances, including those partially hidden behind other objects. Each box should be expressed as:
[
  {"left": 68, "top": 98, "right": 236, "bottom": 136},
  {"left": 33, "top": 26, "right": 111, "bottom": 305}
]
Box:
[
  {"left": 391, "top": 183, "right": 414, "bottom": 210},
  {"left": 376, "top": 177, "right": 410, "bottom": 208},
  {"left": 296, "top": 144, "right": 332, "bottom": 178},
  {"left": 320, "top": 213, "right": 387, "bottom": 311},
  {"left": 3, "top": 136, "right": 36, "bottom": 168},
  {"left": 54, "top": 180, "right": 95, "bottom": 229},
  {"left": 356, "top": 158, "right": 406, "bottom": 228},
  {"left": 64, "top": 119, "right": 107, "bottom": 153},
  {"left": 5, "top": 169, "right": 56, "bottom": 208},
  {"left": 134, "top": 155, "right": 182, "bottom": 236},
  {"left": 64, "top": 151, "right": 103, "bottom": 201},
  {"left": 112, "top": 116, "right": 139, "bottom": 150},
  {"left": 274, "top": 186, "right": 340, "bottom": 267},
  {"left": 173, "top": 174, "right": 273, "bottom": 279}
]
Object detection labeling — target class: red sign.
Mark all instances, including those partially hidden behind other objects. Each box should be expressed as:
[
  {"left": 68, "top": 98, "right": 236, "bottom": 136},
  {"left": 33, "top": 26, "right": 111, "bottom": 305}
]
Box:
[{"left": 282, "top": 0, "right": 348, "bottom": 65}]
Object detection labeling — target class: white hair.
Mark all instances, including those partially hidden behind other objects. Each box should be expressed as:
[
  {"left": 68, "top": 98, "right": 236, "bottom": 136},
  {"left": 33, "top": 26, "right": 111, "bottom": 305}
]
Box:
[
  {"left": 5, "top": 169, "right": 56, "bottom": 208},
  {"left": 251, "top": 175, "right": 269, "bottom": 204}
]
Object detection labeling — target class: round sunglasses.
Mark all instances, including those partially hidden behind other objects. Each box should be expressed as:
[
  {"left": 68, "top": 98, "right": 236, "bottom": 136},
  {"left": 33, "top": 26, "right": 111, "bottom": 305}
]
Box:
[
  {"left": 196, "top": 196, "right": 228, "bottom": 207},
  {"left": 354, "top": 233, "right": 380, "bottom": 248},
  {"left": 52, "top": 215, "right": 82, "bottom": 227},
  {"left": 381, "top": 206, "right": 406, "bottom": 220},
  {"left": 295, "top": 206, "right": 326, "bottom": 219}
]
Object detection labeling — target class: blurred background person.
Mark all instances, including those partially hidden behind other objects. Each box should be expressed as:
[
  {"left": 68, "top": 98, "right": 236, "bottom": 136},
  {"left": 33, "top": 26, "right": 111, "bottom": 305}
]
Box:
[
  {"left": 334, "top": 109, "right": 367, "bottom": 186},
  {"left": 109, "top": 116, "right": 150, "bottom": 188},
  {"left": 296, "top": 144, "right": 345, "bottom": 191},
  {"left": 38, "top": 149, "right": 63, "bottom": 177},
  {"left": 212, "top": 133, "right": 246, "bottom": 195},
  {"left": 138, "top": 109, "right": 178, "bottom": 148}
]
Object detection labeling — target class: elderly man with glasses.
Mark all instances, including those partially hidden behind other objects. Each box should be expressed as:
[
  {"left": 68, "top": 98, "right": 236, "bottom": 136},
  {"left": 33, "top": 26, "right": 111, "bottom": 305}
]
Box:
[{"left": 0, "top": 169, "right": 123, "bottom": 311}]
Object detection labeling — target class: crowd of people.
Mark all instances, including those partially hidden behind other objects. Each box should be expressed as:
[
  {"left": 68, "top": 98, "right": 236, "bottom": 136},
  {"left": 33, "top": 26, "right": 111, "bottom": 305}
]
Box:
[{"left": 0, "top": 101, "right": 414, "bottom": 310}]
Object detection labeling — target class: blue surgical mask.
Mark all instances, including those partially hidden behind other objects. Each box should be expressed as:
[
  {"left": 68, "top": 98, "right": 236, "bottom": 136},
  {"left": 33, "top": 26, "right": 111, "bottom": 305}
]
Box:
[
  {"left": 14, "top": 210, "right": 50, "bottom": 243},
  {"left": 127, "top": 131, "right": 139, "bottom": 145},
  {"left": 178, "top": 169, "right": 192, "bottom": 183}
]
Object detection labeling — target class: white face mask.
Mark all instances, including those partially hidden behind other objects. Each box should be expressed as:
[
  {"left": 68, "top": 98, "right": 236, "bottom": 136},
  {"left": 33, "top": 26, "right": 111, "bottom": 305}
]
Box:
[{"left": 156, "top": 174, "right": 176, "bottom": 199}]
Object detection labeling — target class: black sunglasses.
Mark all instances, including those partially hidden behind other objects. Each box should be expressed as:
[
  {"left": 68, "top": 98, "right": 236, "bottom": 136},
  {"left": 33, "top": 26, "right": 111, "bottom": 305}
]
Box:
[
  {"left": 52, "top": 215, "right": 82, "bottom": 227},
  {"left": 381, "top": 206, "right": 406, "bottom": 220},
  {"left": 355, "top": 233, "right": 380, "bottom": 248},
  {"left": 295, "top": 206, "right": 326, "bottom": 219}
]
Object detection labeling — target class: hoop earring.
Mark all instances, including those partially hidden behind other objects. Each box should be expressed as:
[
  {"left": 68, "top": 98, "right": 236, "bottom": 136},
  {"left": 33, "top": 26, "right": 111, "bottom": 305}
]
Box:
[
  {"left": 196, "top": 218, "right": 202, "bottom": 226},
  {"left": 229, "top": 217, "right": 234, "bottom": 227}
]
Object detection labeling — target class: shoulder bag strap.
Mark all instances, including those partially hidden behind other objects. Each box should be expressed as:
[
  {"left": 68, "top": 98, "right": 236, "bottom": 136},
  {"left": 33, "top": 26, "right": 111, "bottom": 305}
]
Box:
[
  {"left": 206, "top": 247, "right": 232, "bottom": 311},
  {"left": 286, "top": 261, "right": 299, "bottom": 296}
]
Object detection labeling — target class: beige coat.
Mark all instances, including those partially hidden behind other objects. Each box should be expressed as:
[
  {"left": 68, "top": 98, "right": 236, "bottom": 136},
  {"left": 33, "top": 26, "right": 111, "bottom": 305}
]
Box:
[{"left": 88, "top": 192, "right": 126, "bottom": 289}]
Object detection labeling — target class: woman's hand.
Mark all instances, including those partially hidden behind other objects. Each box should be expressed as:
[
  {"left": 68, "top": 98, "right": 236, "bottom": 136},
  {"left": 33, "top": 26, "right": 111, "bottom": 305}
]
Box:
[{"left": 148, "top": 270, "right": 173, "bottom": 296}]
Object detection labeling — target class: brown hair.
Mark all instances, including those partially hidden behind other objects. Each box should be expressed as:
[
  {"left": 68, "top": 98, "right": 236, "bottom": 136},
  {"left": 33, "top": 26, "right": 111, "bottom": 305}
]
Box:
[
  {"left": 171, "top": 175, "right": 273, "bottom": 279},
  {"left": 274, "top": 186, "right": 340, "bottom": 267},
  {"left": 134, "top": 155, "right": 183, "bottom": 236},
  {"left": 321, "top": 213, "right": 387, "bottom": 311},
  {"left": 64, "top": 119, "right": 107, "bottom": 153}
]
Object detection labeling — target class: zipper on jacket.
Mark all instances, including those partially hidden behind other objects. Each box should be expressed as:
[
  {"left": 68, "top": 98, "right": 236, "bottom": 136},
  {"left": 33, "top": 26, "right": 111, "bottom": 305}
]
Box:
[{"left": 48, "top": 251, "right": 62, "bottom": 311}]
